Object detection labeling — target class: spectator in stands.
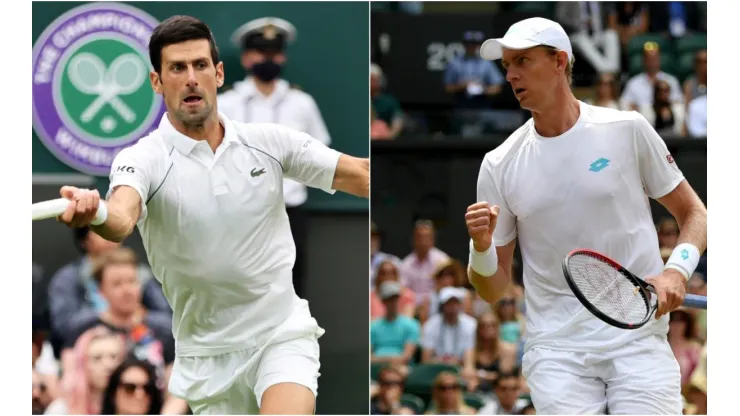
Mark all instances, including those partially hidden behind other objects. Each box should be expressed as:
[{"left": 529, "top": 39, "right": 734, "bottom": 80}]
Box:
[
  {"left": 101, "top": 358, "right": 163, "bottom": 415},
  {"left": 463, "top": 312, "right": 517, "bottom": 393},
  {"left": 46, "top": 326, "right": 126, "bottom": 415},
  {"left": 444, "top": 30, "right": 505, "bottom": 109},
  {"left": 60, "top": 247, "right": 188, "bottom": 414},
  {"left": 586, "top": 73, "right": 620, "bottom": 109},
  {"left": 426, "top": 372, "right": 476, "bottom": 415},
  {"left": 495, "top": 290, "right": 526, "bottom": 346},
  {"left": 685, "top": 345, "right": 707, "bottom": 415},
  {"left": 686, "top": 93, "right": 707, "bottom": 138},
  {"left": 371, "top": 222, "right": 402, "bottom": 288},
  {"left": 669, "top": 309, "right": 702, "bottom": 386},
  {"left": 620, "top": 42, "right": 683, "bottom": 111},
  {"left": 48, "top": 228, "right": 169, "bottom": 355},
  {"left": 556, "top": 2, "right": 620, "bottom": 74},
  {"left": 372, "top": 260, "right": 416, "bottom": 320},
  {"left": 421, "top": 287, "right": 477, "bottom": 366},
  {"left": 657, "top": 217, "right": 680, "bottom": 250},
  {"left": 32, "top": 369, "right": 57, "bottom": 415},
  {"left": 401, "top": 220, "right": 450, "bottom": 308},
  {"left": 418, "top": 259, "right": 472, "bottom": 324},
  {"left": 519, "top": 404, "right": 537, "bottom": 415},
  {"left": 478, "top": 370, "right": 530, "bottom": 415},
  {"left": 370, "top": 366, "right": 407, "bottom": 415},
  {"left": 647, "top": 2, "right": 703, "bottom": 39},
  {"left": 683, "top": 50, "right": 707, "bottom": 105},
  {"left": 64, "top": 248, "right": 174, "bottom": 372},
  {"left": 640, "top": 79, "right": 685, "bottom": 137},
  {"left": 607, "top": 2, "right": 649, "bottom": 47},
  {"left": 371, "top": 281, "right": 421, "bottom": 373},
  {"left": 371, "top": 63, "right": 404, "bottom": 139}
]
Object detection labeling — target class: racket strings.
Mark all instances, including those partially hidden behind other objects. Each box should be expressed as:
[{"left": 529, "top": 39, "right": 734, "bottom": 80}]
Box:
[{"left": 568, "top": 254, "right": 650, "bottom": 324}]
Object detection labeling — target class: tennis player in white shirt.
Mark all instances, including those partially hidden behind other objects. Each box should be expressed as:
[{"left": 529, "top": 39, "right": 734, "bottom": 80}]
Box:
[
  {"left": 464, "top": 18, "right": 707, "bottom": 414},
  {"left": 56, "top": 15, "right": 368, "bottom": 415}
]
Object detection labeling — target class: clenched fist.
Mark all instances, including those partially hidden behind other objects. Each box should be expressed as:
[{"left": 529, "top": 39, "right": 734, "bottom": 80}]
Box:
[
  {"left": 57, "top": 186, "right": 101, "bottom": 228},
  {"left": 465, "top": 202, "right": 500, "bottom": 253}
]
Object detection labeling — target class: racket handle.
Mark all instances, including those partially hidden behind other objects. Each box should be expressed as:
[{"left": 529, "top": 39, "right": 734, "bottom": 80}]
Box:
[
  {"left": 32, "top": 198, "right": 108, "bottom": 225},
  {"left": 683, "top": 294, "right": 707, "bottom": 309}
]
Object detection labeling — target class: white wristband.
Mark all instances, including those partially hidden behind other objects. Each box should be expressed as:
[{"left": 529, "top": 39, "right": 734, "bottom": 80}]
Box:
[
  {"left": 91, "top": 200, "right": 108, "bottom": 226},
  {"left": 664, "top": 243, "right": 701, "bottom": 280},
  {"left": 469, "top": 240, "right": 498, "bottom": 276}
]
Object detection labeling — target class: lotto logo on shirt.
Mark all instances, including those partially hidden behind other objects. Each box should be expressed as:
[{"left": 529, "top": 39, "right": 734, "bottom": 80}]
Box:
[{"left": 32, "top": 3, "right": 166, "bottom": 176}]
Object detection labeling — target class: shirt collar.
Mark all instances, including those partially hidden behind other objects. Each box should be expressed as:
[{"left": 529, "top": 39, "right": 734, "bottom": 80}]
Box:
[{"left": 160, "top": 111, "right": 240, "bottom": 156}]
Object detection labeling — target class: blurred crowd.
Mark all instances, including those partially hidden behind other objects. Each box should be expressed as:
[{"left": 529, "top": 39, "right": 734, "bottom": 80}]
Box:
[
  {"left": 32, "top": 229, "right": 188, "bottom": 415},
  {"left": 369, "top": 219, "right": 707, "bottom": 415},
  {"left": 371, "top": 1, "right": 707, "bottom": 140}
]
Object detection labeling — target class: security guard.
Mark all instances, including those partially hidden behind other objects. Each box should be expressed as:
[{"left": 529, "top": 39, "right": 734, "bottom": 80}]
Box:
[{"left": 219, "top": 17, "right": 331, "bottom": 298}]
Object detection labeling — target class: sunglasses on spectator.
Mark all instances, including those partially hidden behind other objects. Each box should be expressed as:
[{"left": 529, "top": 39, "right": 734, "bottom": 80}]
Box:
[
  {"left": 436, "top": 383, "right": 460, "bottom": 391},
  {"left": 480, "top": 321, "right": 498, "bottom": 328},
  {"left": 380, "top": 379, "right": 402, "bottom": 387},
  {"left": 496, "top": 385, "right": 519, "bottom": 392},
  {"left": 32, "top": 382, "right": 47, "bottom": 393},
  {"left": 499, "top": 298, "right": 516, "bottom": 305},
  {"left": 120, "top": 382, "right": 150, "bottom": 395}
]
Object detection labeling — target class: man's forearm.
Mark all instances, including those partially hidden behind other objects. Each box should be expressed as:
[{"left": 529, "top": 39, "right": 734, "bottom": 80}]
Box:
[
  {"left": 468, "top": 266, "right": 511, "bottom": 305},
  {"left": 677, "top": 205, "right": 708, "bottom": 254},
  {"left": 90, "top": 202, "right": 137, "bottom": 243}
]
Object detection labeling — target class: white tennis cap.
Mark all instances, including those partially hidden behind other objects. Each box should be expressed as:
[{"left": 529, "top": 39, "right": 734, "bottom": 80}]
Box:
[{"left": 479, "top": 17, "right": 573, "bottom": 61}]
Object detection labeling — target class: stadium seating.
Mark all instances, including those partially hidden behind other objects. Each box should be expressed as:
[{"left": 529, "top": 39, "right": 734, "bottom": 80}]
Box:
[
  {"left": 463, "top": 392, "right": 486, "bottom": 410},
  {"left": 400, "top": 393, "right": 426, "bottom": 414}
]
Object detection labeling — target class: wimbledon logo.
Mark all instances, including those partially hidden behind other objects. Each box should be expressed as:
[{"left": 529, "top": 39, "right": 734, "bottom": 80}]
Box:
[{"left": 32, "top": 3, "right": 166, "bottom": 176}]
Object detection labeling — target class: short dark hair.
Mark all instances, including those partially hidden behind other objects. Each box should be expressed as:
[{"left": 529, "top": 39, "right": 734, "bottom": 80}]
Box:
[
  {"left": 494, "top": 368, "right": 521, "bottom": 387},
  {"left": 148, "top": 15, "right": 220, "bottom": 74},
  {"left": 92, "top": 247, "right": 138, "bottom": 285}
]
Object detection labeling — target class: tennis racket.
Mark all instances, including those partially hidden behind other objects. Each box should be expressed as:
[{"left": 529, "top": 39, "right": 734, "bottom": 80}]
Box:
[
  {"left": 562, "top": 249, "right": 707, "bottom": 330},
  {"left": 32, "top": 198, "right": 107, "bottom": 225}
]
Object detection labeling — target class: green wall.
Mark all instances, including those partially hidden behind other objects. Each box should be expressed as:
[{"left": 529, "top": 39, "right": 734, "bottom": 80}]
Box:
[{"left": 32, "top": 1, "right": 368, "bottom": 211}]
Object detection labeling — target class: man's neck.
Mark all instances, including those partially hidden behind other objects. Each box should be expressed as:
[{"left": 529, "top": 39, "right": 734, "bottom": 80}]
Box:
[
  {"left": 385, "top": 312, "right": 398, "bottom": 321},
  {"left": 168, "top": 112, "right": 224, "bottom": 152},
  {"left": 647, "top": 70, "right": 660, "bottom": 80},
  {"left": 443, "top": 314, "right": 459, "bottom": 325},
  {"left": 414, "top": 249, "right": 430, "bottom": 261},
  {"left": 253, "top": 77, "right": 277, "bottom": 97},
  {"left": 531, "top": 92, "right": 580, "bottom": 138},
  {"left": 102, "top": 308, "right": 142, "bottom": 328}
]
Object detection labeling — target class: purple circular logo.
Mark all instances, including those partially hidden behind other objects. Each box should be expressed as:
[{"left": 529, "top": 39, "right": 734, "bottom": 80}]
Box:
[{"left": 32, "top": 3, "right": 166, "bottom": 176}]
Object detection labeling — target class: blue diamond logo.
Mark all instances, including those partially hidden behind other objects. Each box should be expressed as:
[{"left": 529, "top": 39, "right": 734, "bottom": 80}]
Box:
[
  {"left": 681, "top": 249, "right": 689, "bottom": 260},
  {"left": 589, "top": 158, "right": 610, "bottom": 172}
]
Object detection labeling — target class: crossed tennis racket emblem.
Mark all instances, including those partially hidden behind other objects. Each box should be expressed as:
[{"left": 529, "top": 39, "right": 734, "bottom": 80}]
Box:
[{"left": 67, "top": 52, "right": 147, "bottom": 124}]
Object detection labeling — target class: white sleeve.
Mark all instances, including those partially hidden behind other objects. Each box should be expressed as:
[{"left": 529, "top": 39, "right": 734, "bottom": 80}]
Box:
[
  {"left": 264, "top": 124, "right": 341, "bottom": 194},
  {"left": 477, "top": 158, "right": 516, "bottom": 246},
  {"left": 687, "top": 98, "right": 707, "bottom": 138},
  {"left": 620, "top": 79, "right": 639, "bottom": 108},
  {"left": 420, "top": 319, "right": 436, "bottom": 350},
  {"left": 108, "top": 145, "right": 155, "bottom": 221},
  {"left": 633, "top": 113, "right": 685, "bottom": 199},
  {"left": 305, "top": 96, "right": 332, "bottom": 146},
  {"left": 668, "top": 76, "right": 684, "bottom": 103}
]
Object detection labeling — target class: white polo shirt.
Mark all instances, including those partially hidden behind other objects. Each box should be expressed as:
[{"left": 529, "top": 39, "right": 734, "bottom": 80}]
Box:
[
  {"left": 476, "top": 101, "right": 684, "bottom": 353},
  {"left": 108, "top": 112, "right": 340, "bottom": 357},
  {"left": 218, "top": 77, "right": 332, "bottom": 208}
]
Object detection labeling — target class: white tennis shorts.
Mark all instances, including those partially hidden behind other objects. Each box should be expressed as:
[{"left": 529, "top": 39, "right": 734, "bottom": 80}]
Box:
[
  {"left": 168, "top": 302, "right": 323, "bottom": 415},
  {"left": 522, "top": 334, "right": 682, "bottom": 415}
]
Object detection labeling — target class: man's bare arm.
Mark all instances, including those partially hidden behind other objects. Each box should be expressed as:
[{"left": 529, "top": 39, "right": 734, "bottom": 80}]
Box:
[
  {"left": 468, "top": 239, "right": 517, "bottom": 305},
  {"left": 657, "top": 180, "right": 707, "bottom": 253},
  {"left": 331, "top": 155, "right": 369, "bottom": 198},
  {"left": 90, "top": 186, "right": 142, "bottom": 243}
]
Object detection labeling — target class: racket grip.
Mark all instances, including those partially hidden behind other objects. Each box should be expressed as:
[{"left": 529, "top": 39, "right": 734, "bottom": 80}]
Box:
[
  {"left": 683, "top": 294, "right": 707, "bottom": 309},
  {"left": 32, "top": 198, "right": 108, "bottom": 225}
]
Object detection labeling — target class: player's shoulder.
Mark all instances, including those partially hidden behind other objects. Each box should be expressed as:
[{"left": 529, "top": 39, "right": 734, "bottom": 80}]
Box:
[
  {"left": 114, "top": 129, "right": 169, "bottom": 164},
  {"left": 481, "top": 119, "right": 534, "bottom": 170},
  {"left": 582, "top": 101, "right": 643, "bottom": 126}
]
